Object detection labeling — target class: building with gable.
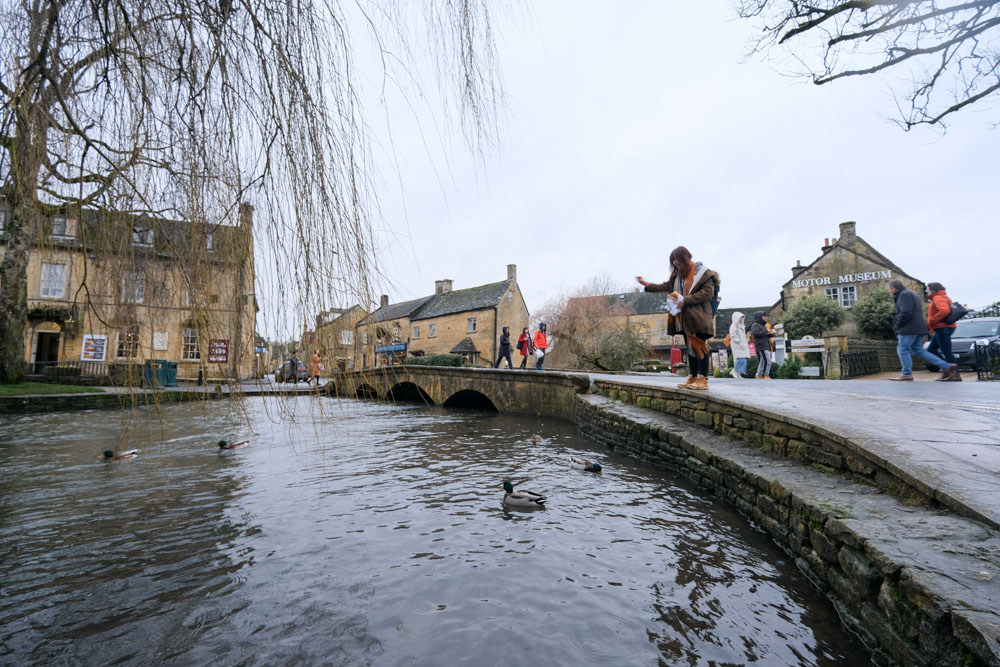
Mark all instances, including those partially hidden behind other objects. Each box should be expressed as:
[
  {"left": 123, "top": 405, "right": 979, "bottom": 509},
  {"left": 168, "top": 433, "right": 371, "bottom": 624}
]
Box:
[
  {"left": 352, "top": 264, "right": 529, "bottom": 368},
  {"left": 771, "top": 221, "right": 925, "bottom": 337}
]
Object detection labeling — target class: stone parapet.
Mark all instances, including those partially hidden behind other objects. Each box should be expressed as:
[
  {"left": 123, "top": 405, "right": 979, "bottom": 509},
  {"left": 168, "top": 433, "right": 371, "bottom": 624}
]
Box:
[{"left": 575, "top": 393, "right": 1000, "bottom": 667}]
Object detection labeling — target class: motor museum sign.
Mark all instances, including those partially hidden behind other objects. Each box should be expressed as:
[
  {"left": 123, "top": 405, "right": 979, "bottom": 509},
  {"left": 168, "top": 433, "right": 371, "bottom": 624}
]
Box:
[{"left": 791, "top": 270, "right": 892, "bottom": 289}]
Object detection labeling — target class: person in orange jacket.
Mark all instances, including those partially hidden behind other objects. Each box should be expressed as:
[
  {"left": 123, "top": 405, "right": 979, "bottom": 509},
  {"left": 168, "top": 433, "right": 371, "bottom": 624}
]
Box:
[
  {"left": 533, "top": 323, "right": 549, "bottom": 370},
  {"left": 926, "top": 282, "right": 960, "bottom": 381}
]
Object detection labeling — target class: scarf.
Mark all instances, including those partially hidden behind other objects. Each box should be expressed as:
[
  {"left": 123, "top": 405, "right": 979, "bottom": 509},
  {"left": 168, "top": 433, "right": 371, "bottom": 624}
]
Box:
[{"left": 675, "top": 263, "right": 709, "bottom": 360}]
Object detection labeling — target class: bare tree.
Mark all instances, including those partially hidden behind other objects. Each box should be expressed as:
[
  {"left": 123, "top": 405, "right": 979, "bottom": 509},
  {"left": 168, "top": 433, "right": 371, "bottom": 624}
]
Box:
[
  {"left": 0, "top": 0, "right": 503, "bottom": 383},
  {"left": 541, "top": 274, "right": 652, "bottom": 371},
  {"left": 736, "top": 1, "right": 1000, "bottom": 128}
]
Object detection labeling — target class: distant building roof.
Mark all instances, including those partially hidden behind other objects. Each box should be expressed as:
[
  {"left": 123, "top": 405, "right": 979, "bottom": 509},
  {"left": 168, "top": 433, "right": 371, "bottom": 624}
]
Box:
[
  {"left": 566, "top": 291, "right": 675, "bottom": 316},
  {"left": 450, "top": 337, "right": 479, "bottom": 354},
  {"left": 358, "top": 296, "right": 434, "bottom": 326},
  {"left": 411, "top": 280, "right": 513, "bottom": 321}
]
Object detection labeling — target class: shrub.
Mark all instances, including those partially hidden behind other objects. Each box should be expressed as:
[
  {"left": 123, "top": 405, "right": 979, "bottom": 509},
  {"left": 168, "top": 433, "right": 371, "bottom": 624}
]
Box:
[
  {"left": 775, "top": 356, "right": 802, "bottom": 379},
  {"left": 745, "top": 355, "right": 759, "bottom": 378},
  {"left": 405, "top": 354, "right": 462, "bottom": 367},
  {"left": 781, "top": 294, "right": 844, "bottom": 338},
  {"left": 852, "top": 289, "right": 896, "bottom": 339},
  {"left": 713, "top": 366, "right": 724, "bottom": 378}
]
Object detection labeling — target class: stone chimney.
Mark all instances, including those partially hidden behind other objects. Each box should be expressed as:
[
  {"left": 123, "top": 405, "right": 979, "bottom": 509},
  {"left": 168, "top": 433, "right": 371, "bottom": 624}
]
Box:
[
  {"left": 791, "top": 260, "right": 807, "bottom": 278},
  {"left": 435, "top": 279, "right": 453, "bottom": 295},
  {"left": 507, "top": 264, "right": 517, "bottom": 281},
  {"left": 239, "top": 202, "right": 254, "bottom": 228},
  {"left": 839, "top": 221, "right": 857, "bottom": 240},
  {"left": 380, "top": 294, "right": 389, "bottom": 308}
]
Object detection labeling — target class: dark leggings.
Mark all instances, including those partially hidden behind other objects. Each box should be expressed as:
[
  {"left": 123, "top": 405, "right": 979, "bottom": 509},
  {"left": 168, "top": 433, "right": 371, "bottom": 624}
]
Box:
[
  {"left": 519, "top": 355, "right": 529, "bottom": 369},
  {"left": 495, "top": 350, "right": 513, "bottom": 368},
  {"left": 686, "top": 333, "right": 712, "bottom": 377}
]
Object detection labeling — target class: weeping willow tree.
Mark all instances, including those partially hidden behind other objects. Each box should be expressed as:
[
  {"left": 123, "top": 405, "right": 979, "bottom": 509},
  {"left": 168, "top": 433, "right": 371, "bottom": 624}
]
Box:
[
  {"left": 0, "top": 0, "right": 503, "bottom": 384},
  {"left": 736, "top": 1, "right": 1000, "bottom": 129}
]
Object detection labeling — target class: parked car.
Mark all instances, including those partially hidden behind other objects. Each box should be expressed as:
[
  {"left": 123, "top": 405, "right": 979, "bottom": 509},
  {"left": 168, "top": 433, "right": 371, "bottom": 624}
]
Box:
[
  {"left": 925, "top": 317, "right": 1000, "bottom": 371},
  {"left": 274, "top": 359, "right": 309, "bottom": 382}
]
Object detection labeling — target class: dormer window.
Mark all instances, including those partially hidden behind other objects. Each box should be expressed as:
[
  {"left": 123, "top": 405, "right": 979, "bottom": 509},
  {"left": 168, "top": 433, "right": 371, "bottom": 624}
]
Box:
[
  {"left": 50, "top": 214, "right": 76, "bottom": 239},
  {"left": 132, "top": 225, "right": 154, "bottom": 247}
]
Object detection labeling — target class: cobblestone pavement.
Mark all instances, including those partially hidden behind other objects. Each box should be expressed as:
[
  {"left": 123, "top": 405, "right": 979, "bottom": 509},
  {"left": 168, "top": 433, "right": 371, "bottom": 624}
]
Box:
[{"left": 589, "top": 372, "right": 1000, "bottom": 527}]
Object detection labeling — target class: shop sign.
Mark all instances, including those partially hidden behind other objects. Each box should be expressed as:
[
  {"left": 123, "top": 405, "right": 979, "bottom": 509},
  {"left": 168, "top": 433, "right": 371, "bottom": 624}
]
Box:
[
  {"left": 209, "top": 339, "right": 229, "bottom": 363},
  {"left": 790, "top": 336, "right": 825, "bottom": 353},
  {"left": 799, "top": 366, "right": 821, "bottom": 377},
  {"left": 792, "top": 270, "right": 892, "bottom": 288},
  {"left": 375, "top": 343, "right": 407, "bottom": 353},
  {"left": 80, "top": 334, "right": 108, "bottom": 361}
]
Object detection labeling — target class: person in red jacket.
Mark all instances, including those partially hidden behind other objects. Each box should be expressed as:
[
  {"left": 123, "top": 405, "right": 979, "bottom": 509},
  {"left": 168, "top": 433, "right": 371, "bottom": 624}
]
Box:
[
  {"left": 516, "top": 327, "right": 534, "bottom": 369},
  {"left": 533, "top": 323, "right": 548, "bottom": 370},
  {"left": 926, "top": 282, "right": 960, "bottom": 381}
]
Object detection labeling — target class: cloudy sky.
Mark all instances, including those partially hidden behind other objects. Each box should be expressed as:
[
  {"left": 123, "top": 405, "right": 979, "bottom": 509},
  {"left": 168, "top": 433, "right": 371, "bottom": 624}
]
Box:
[{"left": 285, "top": 2, "right": 999, "bottom": 334}]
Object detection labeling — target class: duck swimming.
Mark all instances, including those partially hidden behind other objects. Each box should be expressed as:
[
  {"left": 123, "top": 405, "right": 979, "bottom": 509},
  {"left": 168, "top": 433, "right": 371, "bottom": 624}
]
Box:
[
  {"left": 100, "top": 449, "right": 138, "bottom": 461},
  {"left": 570, "top": 457, "right": 602, "bottom": 474},
  {"left": 530, "top": 434, "right": 543, "bottom": 444},
  {"left": 502, "top": 480, "right": 546, "bottom": 508},
  {"left": 218, "top": 440, "right": 248, "bottom": 450}
]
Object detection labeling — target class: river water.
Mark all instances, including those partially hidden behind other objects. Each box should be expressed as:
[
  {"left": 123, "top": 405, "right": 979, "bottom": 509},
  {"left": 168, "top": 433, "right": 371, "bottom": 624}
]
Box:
[{"left": 0, "top": 396, "right": 870, "bottom": 665}]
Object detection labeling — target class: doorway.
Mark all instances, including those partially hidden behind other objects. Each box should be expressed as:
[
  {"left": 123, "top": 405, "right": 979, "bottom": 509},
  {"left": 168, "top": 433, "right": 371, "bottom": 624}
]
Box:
[{"left": 35, "top": 332, "right": 61, "bottom": 373}]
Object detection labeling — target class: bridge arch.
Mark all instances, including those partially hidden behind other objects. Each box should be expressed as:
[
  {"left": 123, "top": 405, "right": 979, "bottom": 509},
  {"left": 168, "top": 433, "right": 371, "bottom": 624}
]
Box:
[
  {"left": 442, "top": 389, "right": 498, "bottom": 412},
  {"left": 387, "top": 382, "right": 435, "bottom": 405},
  {"left": 355, "top": 383, "right": 379, "bottom": 399}
]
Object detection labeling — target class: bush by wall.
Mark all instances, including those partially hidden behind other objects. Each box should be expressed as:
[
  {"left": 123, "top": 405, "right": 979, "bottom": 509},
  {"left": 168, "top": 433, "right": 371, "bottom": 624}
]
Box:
[{"left": 405, "top": 354, "right": 463, "bottom": 367}]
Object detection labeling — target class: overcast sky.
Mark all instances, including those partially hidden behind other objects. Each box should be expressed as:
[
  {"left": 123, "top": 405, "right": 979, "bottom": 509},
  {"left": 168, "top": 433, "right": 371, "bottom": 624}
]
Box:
[{"left": 279, "top": 3, "right": 999, "bottom": 336}]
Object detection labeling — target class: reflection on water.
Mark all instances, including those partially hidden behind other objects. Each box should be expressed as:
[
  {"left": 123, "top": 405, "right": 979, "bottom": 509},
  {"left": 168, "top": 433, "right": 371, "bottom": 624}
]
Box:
[{"left": 0, "top": 397, "right": 870, "bottom": 665}]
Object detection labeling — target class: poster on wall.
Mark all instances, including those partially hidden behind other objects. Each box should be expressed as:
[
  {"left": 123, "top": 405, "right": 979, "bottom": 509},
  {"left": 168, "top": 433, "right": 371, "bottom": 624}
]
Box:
[
  {"left": 209, "top": 339, "right": 229, "bottom": 363},
  {"left": 80, "top": 334, "right": 108, "bottom": 362}
]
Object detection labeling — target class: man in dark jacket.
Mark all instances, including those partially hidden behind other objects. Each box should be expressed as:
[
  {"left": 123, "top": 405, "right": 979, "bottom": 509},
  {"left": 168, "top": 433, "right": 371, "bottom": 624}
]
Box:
[
  {"left": 749, "top": 312, "right": 774, "bottom": 379},
  {"left": 888, "top": 281, "right": 955, "bottom": 381},
  {"left": 494, "top": 326, "right": 513, "bottom": 369}
]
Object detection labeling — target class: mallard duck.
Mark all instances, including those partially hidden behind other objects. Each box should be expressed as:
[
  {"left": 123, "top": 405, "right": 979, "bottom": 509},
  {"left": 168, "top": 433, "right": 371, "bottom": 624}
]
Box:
[
  {"left": 530, "top": 434, "right": 543, "bottom": 444},
  {"left": 218, "top": 440, "right": 248, "bottom": 450},
  {"left": 570, "top": 457, "right": 602, "bottom": 474},
  {"left": 502, "top": 480, "right": 546, "bottom": 507},
  {"left": 100, "top": 449, "right": 138, "bottom": 461}
]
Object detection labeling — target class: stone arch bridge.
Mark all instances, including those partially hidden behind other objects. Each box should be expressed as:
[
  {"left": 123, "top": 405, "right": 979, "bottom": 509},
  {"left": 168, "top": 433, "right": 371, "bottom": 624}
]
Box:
[{"left": 328, "top": 367, "right": 591, "bottom": 419}]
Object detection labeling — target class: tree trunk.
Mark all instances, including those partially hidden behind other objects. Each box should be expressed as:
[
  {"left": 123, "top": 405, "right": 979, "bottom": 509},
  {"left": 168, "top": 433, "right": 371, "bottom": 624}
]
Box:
[{"left": 0, "top": 199, "right": 34, "bottom": 384}]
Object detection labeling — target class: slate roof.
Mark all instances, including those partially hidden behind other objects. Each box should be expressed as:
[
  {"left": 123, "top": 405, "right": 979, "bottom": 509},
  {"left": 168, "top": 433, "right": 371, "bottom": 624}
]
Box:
[
  {"left": 410, "top": 280, "right": 513, "bottom": 321},
  {"left": 357, "top": 295, "right": 434, "bottom": 326},
  {"left": 716, "top": 307, "right": 773, "bottom": 327},
  {"left": 450, "top": 337, "right": 479, "bottom": 354},
  {"left": 567, "top": 291, "right": 674, "bottom": 315}
]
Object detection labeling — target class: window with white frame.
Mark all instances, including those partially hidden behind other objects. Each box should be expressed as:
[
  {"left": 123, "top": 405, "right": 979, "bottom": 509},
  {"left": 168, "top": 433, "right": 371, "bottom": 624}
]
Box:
[
  {"left": 825, "top": 287, "right": 840, "bottom": 302},
  {"left": 116, "top": 326, "right": 140, "bottom": 358},
  {"left": 0, "top": 209, "right": 6, "bottom": 234},
  {"left": 51, "top": 214, "right": 68, "bottom": 237},
  {"left": 206, "top": 232, "right": 214, "bottom": 252},
  {"left": 39, "top": 263, "right": 67, "bottom": 299},
  {"left": 132, "top": 225, "right": 154, "bottom": 247},
  {"left": 412, "top": 326, "right": 420, "bottom": 340},
  {"left": 428, "top": 324, "right": 436, "bottom": 338},
  {"left": 467, "top": 317, "right": 477, "bottom": 333},
  {"left": 840, "top": 285, "right": 857, "bottom": 308},
  {"left": 121, "top": 270, "right": 146, "bottom": 304},
  {"left": 341, "top": 330, "right": 354, "bottom": 345},
  {"left": 182, "top": 327, "right": 200, "bottom": 360}
]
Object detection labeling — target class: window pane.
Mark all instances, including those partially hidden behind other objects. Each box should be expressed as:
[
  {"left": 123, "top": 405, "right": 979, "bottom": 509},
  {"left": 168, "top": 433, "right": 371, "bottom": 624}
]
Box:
[
  {"left": 429, "top": 324, "right": 436, "bottom": 338},
  {"left": 40, "top": 263, "right": 66, "bottom": 299},
  {"left": 183, "top": 328, "right": 200, "bottom": 360},
  {"left": 825, "top": 287, "right": 839, "bottom": 301}
]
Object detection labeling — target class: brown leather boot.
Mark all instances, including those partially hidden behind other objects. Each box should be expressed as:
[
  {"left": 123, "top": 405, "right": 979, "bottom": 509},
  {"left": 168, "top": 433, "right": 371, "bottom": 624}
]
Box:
[
  {"left": 690, "top": 376, "right": 709, "bottom": 390},
  {"left": 676, "top": 375, "right": 698, "bottom": 389}
]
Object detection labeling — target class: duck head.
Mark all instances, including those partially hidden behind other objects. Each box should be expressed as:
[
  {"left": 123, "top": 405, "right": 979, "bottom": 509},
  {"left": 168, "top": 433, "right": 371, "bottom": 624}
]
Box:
[
  {"left": 102, "top": 450, "right": 114, "bottom": 459},
  {"left": 218, "top": 440, "right": 228, "bottom": 448},
  {"left": 503, "top": 480, "right": 514, "bottom": 493},
  {"left": 592, "top": 463, "right": 603, "bottom": 474}
]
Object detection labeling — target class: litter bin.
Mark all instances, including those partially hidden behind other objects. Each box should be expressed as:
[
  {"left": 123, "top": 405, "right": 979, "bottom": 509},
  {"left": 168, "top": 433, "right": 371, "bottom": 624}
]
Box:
[
  {"left": 163, "top": 360, "right": 178, "bottom": 387},
  {"left": 143, "top": 359, "right": 177, "bottom": 388}
]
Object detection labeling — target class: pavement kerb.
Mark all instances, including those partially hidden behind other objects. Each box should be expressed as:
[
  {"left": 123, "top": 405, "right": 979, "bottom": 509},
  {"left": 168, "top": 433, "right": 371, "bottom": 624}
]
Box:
[{"left": 591, "top": 378, "right": 998, "bottom": 531}]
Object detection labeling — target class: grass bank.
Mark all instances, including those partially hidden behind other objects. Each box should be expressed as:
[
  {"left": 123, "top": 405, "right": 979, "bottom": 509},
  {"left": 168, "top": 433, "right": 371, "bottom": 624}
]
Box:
[{"left": 0, "top": 382, "right": 105, "bottom": 396}]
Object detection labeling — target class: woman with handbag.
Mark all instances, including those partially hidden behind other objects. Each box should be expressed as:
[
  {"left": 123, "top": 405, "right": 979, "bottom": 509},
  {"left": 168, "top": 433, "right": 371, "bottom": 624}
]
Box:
[
  {"left": 637, "top": 246, "right": 720, "bottom": 390},
  {"left": 516, "top": 327, "right": 533, "bottom": 369},
  {"left": 926, "top": 282, "right": 961, "bottom": 381}
]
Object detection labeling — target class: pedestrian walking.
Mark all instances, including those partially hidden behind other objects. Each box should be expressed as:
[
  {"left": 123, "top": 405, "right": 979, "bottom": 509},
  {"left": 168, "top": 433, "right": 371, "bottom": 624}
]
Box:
[
  {"left": 311, "top": 350, "right": 323, "bottom": 385},
  {"left": 533, "top": 323, "right": 549, "bottom": 370},
  {"left": 289, "top": 349, "right": 300, "bottom": 384},
  {"left": 888, "top": 280, "right": 956, "bottom": 381},
  {"left": 749, "top": 312, "right": 774, "bottom": 378},
  {"left": 517, "top": 327, "right": 534, "bottom": 369},
  {"left": 637, "top": 245, "right": 720, "bottom": 390},
  {"left": 494, "top": 326, "right": 514, "bottom": 369},
  {"left": 727, "top": 311, "right": 751, "bottom": 379},
  {"left": 926, "top": 282, "right": 961, "bottom": 382}
]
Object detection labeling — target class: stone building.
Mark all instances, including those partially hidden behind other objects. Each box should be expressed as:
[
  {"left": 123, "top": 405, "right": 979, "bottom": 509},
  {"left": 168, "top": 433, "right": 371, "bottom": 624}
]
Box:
[
  {"left": 313, "top": 305, "right": 368, "bottom": 371},
  {"left": 0, "top": 201, "right": 257, "bottom": 381},
  {"left": 353, "top": 265, "right": 529, "bottom": 368},
  {"left": 770, "top": 221, "right": 925, "bottom": 337}
]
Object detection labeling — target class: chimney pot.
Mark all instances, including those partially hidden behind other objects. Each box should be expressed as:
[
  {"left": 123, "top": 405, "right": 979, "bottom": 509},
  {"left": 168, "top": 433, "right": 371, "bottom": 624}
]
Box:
[
  {"left": 839, "top": 221, "right": 857, "bottom": 239},
  {"left": 436, "top": 279, "right": 453, "bottom": 295},
  {"left": 379, "top": 294, "right": 389, "bottom": 308},
  {"left": 507, "top": 264, "right": 517, "bottom": 281}
]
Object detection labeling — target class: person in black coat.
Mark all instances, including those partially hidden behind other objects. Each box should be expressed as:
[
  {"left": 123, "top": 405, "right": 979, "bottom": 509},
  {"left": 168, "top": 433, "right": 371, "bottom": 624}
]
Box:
[
  {"left": 494, "top": 326, "right": 513, "bottom": 369},
  {"left": 749, "top": 311, "right": 774, "bottom": 379},
  {"left": 888, "top": 281, "right": 955, "bottom": 381}
]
